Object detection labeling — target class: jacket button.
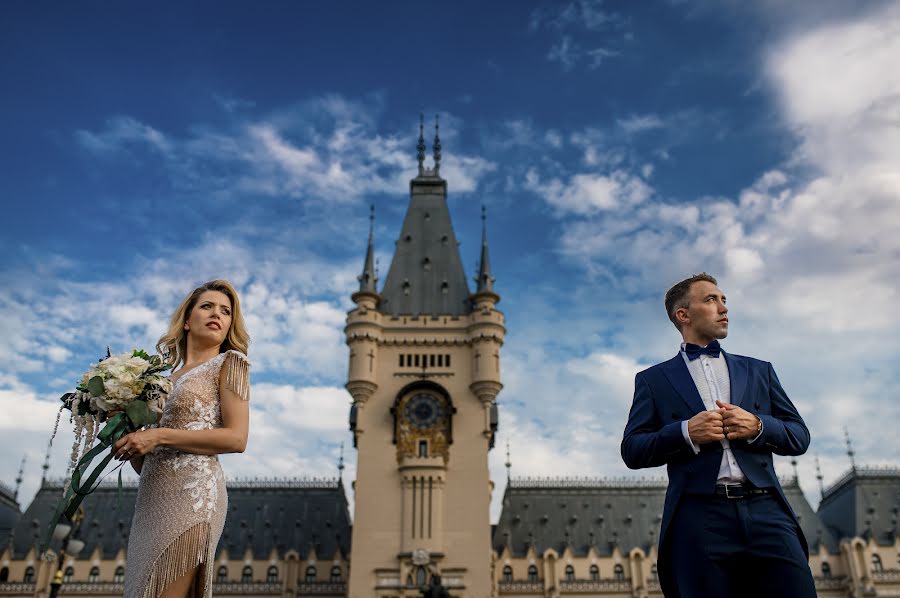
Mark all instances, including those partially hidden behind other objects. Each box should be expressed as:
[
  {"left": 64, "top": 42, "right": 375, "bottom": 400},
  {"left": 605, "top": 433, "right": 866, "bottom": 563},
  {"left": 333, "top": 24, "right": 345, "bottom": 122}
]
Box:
[
  {"left": 762, "top": 462, "right": 768, "bottom": 469},
  {"left": 671, "top": 411, "right": 679, "bottom": 420},
  {"left": 754, "top": 402, "right": 760, "bottom": 409}
]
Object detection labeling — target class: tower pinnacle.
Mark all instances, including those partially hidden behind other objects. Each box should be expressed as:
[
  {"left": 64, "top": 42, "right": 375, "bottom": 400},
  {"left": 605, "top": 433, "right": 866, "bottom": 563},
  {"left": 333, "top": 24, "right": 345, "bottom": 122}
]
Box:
[
  {"left": 433, "top": 114, "right": 442, "bottom": 175},
  {"left": 815, "top": 454, "right": 825, "bottom": 500},
  {"left": 14, "top": 455, "right": 25, "bottom": 500},
  {"left": 417, "top": 114, "right": 426, "bottom": 176},
  {"left": 505, "top": 439, "right": 512, "bottom": 482},
  {"left": 844, "top": 427, "right": 856, "bottom": 470},
  {"left": 356, "top": 205, "right": 378, "bottom": 297},
  {"left": 475, "top": 205, "right": 496, "bottom": 295}
]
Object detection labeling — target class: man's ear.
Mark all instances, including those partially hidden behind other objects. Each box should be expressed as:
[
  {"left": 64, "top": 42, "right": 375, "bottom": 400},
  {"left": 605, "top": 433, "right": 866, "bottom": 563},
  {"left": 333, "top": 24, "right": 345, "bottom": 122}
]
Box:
[{"left": 675, "top": 307, "right": 690, "bottom": 327}]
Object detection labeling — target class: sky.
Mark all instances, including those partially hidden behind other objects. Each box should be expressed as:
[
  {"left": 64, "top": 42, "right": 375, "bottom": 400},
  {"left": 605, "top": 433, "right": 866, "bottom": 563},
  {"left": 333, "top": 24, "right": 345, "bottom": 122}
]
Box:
[{"left": 2, "top": 0, "right": 900, "bottom": 522}]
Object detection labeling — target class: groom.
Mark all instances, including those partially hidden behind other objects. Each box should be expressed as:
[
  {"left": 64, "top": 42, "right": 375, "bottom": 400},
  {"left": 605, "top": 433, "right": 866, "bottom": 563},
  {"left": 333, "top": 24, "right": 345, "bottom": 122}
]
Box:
[{"left": 621, "top": 273, "right": 816, "bottom": 598}]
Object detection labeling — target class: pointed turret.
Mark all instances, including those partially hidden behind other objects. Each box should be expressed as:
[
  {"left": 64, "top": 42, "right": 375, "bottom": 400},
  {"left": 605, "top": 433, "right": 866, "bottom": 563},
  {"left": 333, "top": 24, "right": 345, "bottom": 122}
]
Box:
[
  {"left": 352, "top": 205, "right": 380, "bottom": 306},
  {"left": 380, "top": 116, "right": 471, "bottom": 316},
  {"left": 471, "top": 206, "right": 500, "bottom": 307}
]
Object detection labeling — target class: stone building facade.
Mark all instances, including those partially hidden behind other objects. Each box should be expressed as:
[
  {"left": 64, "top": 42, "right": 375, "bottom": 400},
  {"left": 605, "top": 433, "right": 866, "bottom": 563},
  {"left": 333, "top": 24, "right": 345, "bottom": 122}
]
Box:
[{"left": 1, "top": 130, "right": 899, "bottom": 597}]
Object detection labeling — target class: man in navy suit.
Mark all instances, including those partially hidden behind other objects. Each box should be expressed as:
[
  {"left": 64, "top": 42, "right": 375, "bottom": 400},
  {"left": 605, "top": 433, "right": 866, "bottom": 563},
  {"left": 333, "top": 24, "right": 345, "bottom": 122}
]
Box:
[{"left": 621, "top": 273, "right": 816, "bottom": 598}]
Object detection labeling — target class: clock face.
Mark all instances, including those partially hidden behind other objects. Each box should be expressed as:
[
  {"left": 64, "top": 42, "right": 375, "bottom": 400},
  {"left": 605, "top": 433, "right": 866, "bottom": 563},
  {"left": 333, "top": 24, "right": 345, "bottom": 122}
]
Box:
[{"left": 404, "top": 393, "right": 443, "bottom": 429}]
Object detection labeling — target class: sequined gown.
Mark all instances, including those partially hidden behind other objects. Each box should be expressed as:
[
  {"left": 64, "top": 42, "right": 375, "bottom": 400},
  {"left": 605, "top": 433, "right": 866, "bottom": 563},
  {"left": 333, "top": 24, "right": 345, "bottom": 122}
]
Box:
[{"left": 125, "top": 350, "right": 250, "bottom": 598}]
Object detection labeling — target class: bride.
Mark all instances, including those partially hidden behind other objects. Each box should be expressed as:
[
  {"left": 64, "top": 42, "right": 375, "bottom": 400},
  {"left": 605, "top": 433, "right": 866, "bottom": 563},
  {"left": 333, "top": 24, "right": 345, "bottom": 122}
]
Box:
[{"left": 112, "top": 279, "right": 250, "bottom": 598}]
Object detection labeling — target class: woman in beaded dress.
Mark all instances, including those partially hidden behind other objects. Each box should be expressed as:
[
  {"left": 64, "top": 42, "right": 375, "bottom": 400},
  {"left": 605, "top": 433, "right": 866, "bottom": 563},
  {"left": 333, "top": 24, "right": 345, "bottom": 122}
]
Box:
[{"left": 112, "top": 280, "right": 251, "bottom": 598}]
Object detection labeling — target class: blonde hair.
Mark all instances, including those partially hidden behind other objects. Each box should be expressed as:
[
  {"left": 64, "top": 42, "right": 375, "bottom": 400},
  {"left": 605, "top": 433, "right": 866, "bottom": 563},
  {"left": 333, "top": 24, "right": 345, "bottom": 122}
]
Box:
[{"left": 156, "top": 279, "right": 250, "bottom": 368}]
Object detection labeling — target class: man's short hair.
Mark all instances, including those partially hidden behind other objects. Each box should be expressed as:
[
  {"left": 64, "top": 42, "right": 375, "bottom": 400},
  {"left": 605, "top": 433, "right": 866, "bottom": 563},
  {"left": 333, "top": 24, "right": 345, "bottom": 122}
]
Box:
[{"left": 664, "top": 272, "right": 718, "bottom": 330}]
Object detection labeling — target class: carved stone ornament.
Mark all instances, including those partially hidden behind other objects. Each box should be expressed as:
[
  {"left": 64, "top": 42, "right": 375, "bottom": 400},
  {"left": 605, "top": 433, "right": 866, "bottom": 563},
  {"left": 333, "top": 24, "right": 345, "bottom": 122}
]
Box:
[{"left": 412, "top": 548, "right": 431, "bottom": 566}]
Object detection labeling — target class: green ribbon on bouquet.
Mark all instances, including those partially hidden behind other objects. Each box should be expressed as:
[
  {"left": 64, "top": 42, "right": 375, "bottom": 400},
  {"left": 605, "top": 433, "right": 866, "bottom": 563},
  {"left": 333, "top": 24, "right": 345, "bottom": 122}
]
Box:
[{"left": 42, "top": 406, "right": 150, "bottom": 553}]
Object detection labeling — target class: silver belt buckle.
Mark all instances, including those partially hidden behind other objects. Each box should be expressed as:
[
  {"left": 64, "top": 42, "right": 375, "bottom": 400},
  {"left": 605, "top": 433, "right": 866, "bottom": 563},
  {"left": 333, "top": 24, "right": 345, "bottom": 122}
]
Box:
[{"left": 724, "top": 484, "right": 740, "bottom": 499}]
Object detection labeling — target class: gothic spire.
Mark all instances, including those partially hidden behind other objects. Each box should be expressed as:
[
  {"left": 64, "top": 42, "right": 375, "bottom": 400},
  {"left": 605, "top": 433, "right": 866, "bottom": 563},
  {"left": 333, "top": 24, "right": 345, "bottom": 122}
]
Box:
[
  {"left": 417, "top": 113, "right": 426, "bottom": 176},
  {"left": 505, "top": 439, "right": 512, "bottom": 482},
  {"left": 357, "top": 205, "right": 378, "bottom": 295},
  {"left": 475, "top": 205, "right": 495, "bottom": 295},
  {"left": 815, "top": 454, "right": 825, "bottom": 500},
  {"left": 14, "top": 455, "right": 25, "bottom": 501},
  {"left": 433, "top": 114, "right": 442, "bottom": 175},
  {"left": 338, "top": 442, "right": 345, "bottom": 480},
  {"left": 844, "top": 427, "right": 856, "bottom": 470},
  {"left": 41, "top": 440, "right": 51, "bottom": 486}
]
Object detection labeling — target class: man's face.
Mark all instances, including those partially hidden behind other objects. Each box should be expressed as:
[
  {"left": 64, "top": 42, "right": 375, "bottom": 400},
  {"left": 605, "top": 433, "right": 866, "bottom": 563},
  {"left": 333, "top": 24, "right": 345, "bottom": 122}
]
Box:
[{"left": 679, "top": 280, "right": 729, "bottom": 344}]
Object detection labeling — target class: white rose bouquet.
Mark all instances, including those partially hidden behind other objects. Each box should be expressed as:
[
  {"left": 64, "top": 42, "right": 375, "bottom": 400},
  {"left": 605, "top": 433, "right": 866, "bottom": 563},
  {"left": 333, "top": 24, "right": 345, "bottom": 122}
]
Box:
[{"left": 45, "top": 349, "right": 171, "bottom": 547}]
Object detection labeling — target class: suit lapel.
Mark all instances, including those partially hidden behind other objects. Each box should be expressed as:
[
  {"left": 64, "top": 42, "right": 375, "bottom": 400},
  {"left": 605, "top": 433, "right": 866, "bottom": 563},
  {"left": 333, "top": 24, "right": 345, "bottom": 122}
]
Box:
[
  {"left": 660, "top": 355, "right": 706, "bottom": 414},
  {"left": 724, "top": 351, "right": 748, "bottom": 408}
]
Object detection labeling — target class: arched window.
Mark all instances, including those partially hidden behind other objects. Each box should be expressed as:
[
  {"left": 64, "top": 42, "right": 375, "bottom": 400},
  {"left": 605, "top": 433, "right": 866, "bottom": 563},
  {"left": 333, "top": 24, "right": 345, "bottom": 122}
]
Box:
[
  {"left": 63, "top": 567, "right": 75, "bottom": 583},
  {"left": 242, "top": 566, "right": 253, "bottom": 583},
  {"left": 217, "top": 566, "right": 228, "bottom": 583},
  {"left": 822, "top": 562, "right": 832, "bottom": 579},
  {"left": 0, "top": 567, "right": 8, "bottom": 582},
  {"left": 266, "top": 566, "right": 279, "bottom": 583},
  {"left": 415, "top": 566, "right": 428, "bottom": 586},
  {"left": 590, "top": 564, "right": 599, "bottom": 581},
  {"left": 23, "top": 567, "right": 35, "bottom": 583},
  {"left": 114, "top": 566, "right": 124, "bottom": 583},
  {"left": 527, "top": 565, "right": 539, "bottom": 583},
  {"left": 330, "top": 565, "right": 342, "bottom": 583},
  {"left": 872, "top": 554, "right": 883, "bottom": 573},
  {"left": 304, "top": 565, "right": 317, "bottom": 583},
  {"left": 651, "top": 564, "right": 658, "bottom": 579},
  {"left": 502, "top": 565, "right": 513, "bottom": 583},
  {"left": 564, "top": 565, "right": 575, "bottom": 581},
  {"left": 614, "top": 564, "right": 625, "bottom": 581},
  {"left": 88, "top": 567, "right": 100, "bottom": 583}
]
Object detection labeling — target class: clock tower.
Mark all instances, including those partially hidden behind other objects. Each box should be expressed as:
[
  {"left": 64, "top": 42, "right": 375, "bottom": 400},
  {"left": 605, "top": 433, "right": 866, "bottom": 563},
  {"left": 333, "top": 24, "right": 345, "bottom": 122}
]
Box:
[{"left": 345, "top": 117, "right": 504, "bottom": 598}]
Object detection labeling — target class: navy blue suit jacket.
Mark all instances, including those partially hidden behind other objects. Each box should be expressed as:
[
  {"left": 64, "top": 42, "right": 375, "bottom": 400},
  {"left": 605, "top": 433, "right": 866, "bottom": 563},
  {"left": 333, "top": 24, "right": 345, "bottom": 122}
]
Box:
[{"left": 621, "top": 352, "right": 810, "bottom": 586}]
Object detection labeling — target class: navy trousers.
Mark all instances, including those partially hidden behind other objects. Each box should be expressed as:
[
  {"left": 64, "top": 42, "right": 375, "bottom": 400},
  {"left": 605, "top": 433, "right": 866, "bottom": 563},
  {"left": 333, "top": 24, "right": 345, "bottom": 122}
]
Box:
[{"left": 666, "top": 492, "right": 816, "bottom": 598}]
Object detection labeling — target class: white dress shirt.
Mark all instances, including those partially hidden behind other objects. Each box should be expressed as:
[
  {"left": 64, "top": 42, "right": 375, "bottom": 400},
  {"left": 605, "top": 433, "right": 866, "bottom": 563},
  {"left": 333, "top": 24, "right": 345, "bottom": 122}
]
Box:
[{"left": 678, "top": 344, "right": 756, "bottom": 483}]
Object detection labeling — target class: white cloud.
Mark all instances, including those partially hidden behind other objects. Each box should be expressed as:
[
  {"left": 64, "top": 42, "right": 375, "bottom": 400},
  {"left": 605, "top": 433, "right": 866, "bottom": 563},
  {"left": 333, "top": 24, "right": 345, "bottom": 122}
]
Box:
[
  {"left": 526, "top": 168, "right": 652, "bottom": 214},
  {"left": 74, "top": 98, "right": 497, "bottom": 204},
  {"left": 76, "top": 116, "right": 171, "bottom": 155}
]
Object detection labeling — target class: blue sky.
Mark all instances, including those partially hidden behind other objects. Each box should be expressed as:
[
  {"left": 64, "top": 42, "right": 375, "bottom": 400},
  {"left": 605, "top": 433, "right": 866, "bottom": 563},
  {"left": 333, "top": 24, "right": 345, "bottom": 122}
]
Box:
[{"left": 2, "top": 1, "right": 900, "bottom": 520}]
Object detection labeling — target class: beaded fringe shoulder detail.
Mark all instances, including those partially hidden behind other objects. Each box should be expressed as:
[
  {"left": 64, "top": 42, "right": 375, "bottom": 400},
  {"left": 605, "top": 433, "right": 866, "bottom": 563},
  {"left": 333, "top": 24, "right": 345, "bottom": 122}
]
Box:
[
  {"left": 139, "top": 521, "right": 211, "bottom": 598},
  {"left": 222, "top": 350, "right": 251, "bottom": 401}
]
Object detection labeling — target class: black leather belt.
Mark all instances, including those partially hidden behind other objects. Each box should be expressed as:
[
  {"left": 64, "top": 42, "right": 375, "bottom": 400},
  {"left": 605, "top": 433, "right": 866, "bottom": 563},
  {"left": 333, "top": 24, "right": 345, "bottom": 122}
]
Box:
[{"left": 714, "top": 483, "right": 772, "bottom": 499}]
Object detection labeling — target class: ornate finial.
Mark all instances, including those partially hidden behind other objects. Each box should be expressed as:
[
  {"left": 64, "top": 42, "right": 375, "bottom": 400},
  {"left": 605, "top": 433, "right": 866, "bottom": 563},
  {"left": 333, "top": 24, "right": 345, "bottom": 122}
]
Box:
[
  {"left": 791, "top": 457, "right": 799, "bottom": 483},
  {"left": 815, "top": 454, "right": 825, "bottom": 500},
  {"left": 417, "top": 113, "right": 426, "bottom": 175},
  {"left": 41, "top": 440, "right": 51, "bottom": 485},
  {"left": 368, "top": 204, "right": 375, "bottom": 241},
  {"left": 433, "top": 114, "right": 442, "bottom": 175},
  {"left": 844, "top": 427, "right": 856, "bottom": 470},
  {"left": 505, "top": 439, "right": 512, "bottom": 482},
  {"left": 14, "top": 455, "right": 25, "bottom": 501},
  {"left": 338, "top": 442, "right": 345, "bottom": 479}
]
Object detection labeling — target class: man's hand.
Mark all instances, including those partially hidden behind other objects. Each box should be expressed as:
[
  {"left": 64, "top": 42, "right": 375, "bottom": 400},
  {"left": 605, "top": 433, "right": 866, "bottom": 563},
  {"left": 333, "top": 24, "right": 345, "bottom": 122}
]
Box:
[
  {"left": 716, "top": 400, "right": 760, "bottom": 440},
  {"left": 688, "top": 409, "right": 726, "bottom": 445}
]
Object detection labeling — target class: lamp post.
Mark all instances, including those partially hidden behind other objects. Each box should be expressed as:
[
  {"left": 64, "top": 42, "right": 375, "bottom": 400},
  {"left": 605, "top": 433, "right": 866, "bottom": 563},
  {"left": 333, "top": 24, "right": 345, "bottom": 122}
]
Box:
[{"left": 49, "top": 507, "right": 85, "bottom": 598}]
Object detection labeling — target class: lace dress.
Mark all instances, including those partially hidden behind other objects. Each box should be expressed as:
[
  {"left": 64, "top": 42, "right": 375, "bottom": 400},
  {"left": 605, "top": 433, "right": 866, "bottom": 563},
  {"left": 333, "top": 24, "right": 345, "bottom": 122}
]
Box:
[{"left": 124, "top": 350, "right": 250, "bottom": 598}]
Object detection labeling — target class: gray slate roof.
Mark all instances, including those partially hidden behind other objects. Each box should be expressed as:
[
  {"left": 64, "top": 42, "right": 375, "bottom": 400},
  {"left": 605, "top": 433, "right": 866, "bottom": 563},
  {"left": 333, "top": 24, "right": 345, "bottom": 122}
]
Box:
[
  {"left": 0, "top": 480, "right": 20, "bottom": 544},
  {"left": 5, "top": 478, "right": 351, "bottom": 561},
  {"left": 379, "top": 174, "right": 472, "bottom": 316},
  {"left": 818, "top": 466, "right": 900, "bottom": 546},
  {"left": 492, "top": 477, "right": 838, "bottom": 557}
]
